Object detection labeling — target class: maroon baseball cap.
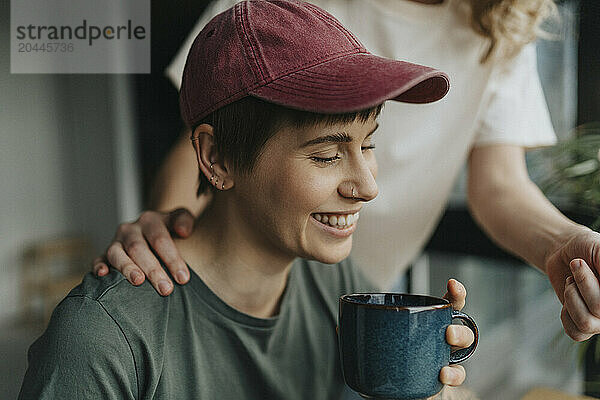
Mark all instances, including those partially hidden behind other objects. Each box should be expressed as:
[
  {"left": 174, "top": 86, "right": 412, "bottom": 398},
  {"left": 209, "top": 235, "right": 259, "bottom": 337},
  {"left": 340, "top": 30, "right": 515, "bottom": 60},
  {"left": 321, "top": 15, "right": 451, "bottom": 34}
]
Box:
[{"left": 180, "top": 0, "right": 449, "bottom": 128}]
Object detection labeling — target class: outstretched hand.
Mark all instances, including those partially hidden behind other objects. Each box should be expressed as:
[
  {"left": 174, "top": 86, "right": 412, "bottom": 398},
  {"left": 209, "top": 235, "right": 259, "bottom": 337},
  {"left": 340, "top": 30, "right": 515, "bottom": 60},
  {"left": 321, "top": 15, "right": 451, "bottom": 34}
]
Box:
[
  {"left": 92, "top": 208, "right": 195, "bottom": 296},
  {"left": 438, "top": 279, "right": 474, "bottom": 389},
  {"left": 545, "top": 227, "right": 600, "bottom": 341}
]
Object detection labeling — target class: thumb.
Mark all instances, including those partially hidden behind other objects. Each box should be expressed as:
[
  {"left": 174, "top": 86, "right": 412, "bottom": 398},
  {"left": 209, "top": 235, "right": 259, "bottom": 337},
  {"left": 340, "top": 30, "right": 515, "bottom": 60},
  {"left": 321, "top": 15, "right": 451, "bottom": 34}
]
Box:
[
  {"left": 570, "top": 228, "right": 600, "bottom": 271},
  {"left": 443, "top": 279, "right": 466, "bottom": 311},
  {"left": 167, "top": 208, "right": 195, "bottom": 238}
]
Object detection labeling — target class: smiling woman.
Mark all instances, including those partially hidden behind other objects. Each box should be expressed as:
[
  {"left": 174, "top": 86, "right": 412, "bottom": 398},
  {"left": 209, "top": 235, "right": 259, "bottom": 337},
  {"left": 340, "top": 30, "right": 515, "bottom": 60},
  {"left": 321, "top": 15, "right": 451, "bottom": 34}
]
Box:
[
  {"left": 18, "top": 1, "right": 475, "bottom": 399},
  {"left": 183, "top": 97, "right": 381, "bottom": 277}
]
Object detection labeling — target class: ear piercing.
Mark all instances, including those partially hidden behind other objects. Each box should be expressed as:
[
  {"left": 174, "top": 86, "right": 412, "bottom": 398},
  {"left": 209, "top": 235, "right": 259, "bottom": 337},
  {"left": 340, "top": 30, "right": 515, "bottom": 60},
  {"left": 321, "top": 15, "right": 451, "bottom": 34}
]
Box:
[{"left": 209, "top": 161, "right": 226, "bottom": 190}]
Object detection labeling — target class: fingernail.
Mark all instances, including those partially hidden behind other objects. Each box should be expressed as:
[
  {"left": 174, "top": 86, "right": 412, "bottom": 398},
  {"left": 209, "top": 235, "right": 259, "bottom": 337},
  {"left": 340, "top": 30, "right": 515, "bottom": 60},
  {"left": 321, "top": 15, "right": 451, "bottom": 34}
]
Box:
[
  {"left": 176, "top": 270, "right": 188, "bottom": 284},
  {"left": 566, "top": 275, "right": 574, "bottom": 285},
  {"left": 158, "top": 280, "right": 172, "bottom": 295},
  {"left": 130, "top": 271, "right": 142, "bottom": 284},
  {"left": 176, "top": 224, "right": 190, "bottom": 236},
  {"left": 448, "top": 368, "right": 457, "bottom": 380},
  {"left": 441, "top": 367, "right": 455, "bottom": 382},
  {"left": 571, "top": 260, "right": 580, "bottom": 270}
]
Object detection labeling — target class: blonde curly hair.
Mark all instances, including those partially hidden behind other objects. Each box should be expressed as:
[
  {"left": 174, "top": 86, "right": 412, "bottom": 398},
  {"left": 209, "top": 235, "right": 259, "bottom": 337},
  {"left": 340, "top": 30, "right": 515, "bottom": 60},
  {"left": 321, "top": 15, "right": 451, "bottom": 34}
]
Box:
[{"left": 467, "top": 0, "right": 558, "bottom": 62}]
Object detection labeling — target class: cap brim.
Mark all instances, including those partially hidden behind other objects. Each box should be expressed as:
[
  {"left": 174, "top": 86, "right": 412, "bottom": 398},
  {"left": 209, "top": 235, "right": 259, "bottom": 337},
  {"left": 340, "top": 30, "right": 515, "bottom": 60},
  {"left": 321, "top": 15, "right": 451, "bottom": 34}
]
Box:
[{"left": 250, "top": 52, "right": 449, "bottom": 114}]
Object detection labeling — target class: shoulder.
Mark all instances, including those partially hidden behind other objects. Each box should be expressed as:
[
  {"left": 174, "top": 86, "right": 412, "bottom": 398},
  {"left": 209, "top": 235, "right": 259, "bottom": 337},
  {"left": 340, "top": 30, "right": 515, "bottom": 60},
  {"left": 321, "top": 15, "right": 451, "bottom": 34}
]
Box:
[
  {"left": 35, "top": 268, "right": 162, "bottom": 361},
  {"left": 67, "top": 269, "right": 174, "bottom": 349},
  {"left": 70, "top": 268, "right": 169, "bottom": 314},
  {"left": 20, "top": 287, "right": 139, "bottom": 399},
  {"left": 41, "top": 287, "right": 130, "bottom": 348},
  {"left": 492, "top": 42, "right": 539, "bottom": 79},
  {"left": 56, "top": 269, "right": 174, "bottom": 362},
  {"left": 19, "top": 269, "right": 175, "bottom": 399},
  {"left": 69, "top": 267, "right": 126, "bottom": 298}
]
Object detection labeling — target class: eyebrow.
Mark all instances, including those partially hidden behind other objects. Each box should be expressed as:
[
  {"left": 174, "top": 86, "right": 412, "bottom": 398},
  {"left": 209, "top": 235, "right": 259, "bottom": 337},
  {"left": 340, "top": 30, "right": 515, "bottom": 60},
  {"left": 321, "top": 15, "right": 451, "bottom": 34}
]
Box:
[{"left": 300, "top": 123, "right": 379, "bottom": 148}]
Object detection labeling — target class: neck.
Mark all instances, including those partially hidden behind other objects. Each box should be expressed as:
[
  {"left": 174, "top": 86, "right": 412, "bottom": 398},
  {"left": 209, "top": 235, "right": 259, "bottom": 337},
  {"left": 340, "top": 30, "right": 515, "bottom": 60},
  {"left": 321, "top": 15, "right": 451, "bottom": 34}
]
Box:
[{"left": 176, "top": 194, "right": 295, "bottom": 319}]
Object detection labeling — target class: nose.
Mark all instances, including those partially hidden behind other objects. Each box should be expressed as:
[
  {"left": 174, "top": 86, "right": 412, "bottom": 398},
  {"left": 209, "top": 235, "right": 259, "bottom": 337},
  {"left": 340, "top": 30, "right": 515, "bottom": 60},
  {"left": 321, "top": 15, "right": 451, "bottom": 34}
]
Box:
[{"left": 339, "top": 157, "right": 378, "bottom": 202}]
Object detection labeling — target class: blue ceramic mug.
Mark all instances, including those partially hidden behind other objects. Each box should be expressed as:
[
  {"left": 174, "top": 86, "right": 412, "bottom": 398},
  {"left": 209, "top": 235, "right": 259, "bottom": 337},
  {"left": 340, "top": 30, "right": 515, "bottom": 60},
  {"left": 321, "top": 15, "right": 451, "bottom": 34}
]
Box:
[{"left": 338, "top": 293, "right": 479, "bottom": 399}]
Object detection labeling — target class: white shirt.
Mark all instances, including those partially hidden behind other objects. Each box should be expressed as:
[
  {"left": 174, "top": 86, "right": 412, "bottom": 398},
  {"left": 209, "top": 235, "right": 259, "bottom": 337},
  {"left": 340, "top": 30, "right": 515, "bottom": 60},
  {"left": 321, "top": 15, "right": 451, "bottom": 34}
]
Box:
[{"left": 166, "top": 0, "right": 556, "bottom": 288}]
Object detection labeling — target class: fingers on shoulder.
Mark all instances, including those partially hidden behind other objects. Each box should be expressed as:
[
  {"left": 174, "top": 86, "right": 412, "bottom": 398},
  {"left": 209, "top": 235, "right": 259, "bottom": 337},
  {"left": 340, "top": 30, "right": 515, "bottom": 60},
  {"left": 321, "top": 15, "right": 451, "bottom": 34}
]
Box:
[
  {"left": 105, "top": 242, "right": 145, "bottom": 284},
  {"left": 137, "top": 210, "right": 165, "bottom": 227},
  {"left": 132, "top": 213, "right": 189, "bottom": 281},
  {"left": 91, "top": 256, "right": 109, "bottom": 276},
  {"left": 169, "top": 208, "right": 196, "bottom": 237}
]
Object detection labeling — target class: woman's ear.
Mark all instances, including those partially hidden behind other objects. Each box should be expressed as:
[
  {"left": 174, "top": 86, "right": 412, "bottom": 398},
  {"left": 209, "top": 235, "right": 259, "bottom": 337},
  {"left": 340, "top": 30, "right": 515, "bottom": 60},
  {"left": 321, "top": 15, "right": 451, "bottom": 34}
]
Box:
[{"left": 190, "top": 124, "right": 233, "bottom": 190}]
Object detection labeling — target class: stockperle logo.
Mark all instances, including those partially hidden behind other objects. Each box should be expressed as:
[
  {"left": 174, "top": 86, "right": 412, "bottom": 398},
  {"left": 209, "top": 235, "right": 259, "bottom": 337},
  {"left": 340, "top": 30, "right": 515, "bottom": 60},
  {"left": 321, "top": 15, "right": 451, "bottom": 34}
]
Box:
[{"left": 11, "top": 0, "right": 150, "bottom": 73}]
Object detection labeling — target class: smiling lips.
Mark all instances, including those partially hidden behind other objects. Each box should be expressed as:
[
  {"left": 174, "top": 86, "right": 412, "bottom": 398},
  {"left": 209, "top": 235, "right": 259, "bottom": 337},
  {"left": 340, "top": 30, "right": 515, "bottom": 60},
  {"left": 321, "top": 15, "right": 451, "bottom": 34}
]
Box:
[{"left": 312, "top": 212, "right": 360, "bottom": 229}]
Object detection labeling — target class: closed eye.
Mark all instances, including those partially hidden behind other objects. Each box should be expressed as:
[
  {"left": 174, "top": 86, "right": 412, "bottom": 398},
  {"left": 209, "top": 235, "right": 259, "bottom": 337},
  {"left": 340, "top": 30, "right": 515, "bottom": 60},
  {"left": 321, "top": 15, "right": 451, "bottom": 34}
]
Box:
[{"left": 311, "top": 154, "right": 341, "bottom": 165}]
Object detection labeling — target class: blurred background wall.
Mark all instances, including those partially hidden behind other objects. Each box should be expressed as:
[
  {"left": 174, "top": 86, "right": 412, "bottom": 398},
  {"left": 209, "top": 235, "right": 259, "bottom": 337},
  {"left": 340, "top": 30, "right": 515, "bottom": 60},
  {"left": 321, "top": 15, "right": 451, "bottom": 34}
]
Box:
[{"left": 0, "top": 0, "right": 145, "bottom": 395}]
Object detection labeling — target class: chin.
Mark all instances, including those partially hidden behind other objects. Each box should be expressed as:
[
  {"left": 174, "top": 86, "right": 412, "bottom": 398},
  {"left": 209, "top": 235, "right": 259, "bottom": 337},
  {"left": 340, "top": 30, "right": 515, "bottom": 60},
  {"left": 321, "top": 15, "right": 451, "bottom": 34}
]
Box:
[{"left": 310, "top": 242, "right": 352, "bottom": 265}]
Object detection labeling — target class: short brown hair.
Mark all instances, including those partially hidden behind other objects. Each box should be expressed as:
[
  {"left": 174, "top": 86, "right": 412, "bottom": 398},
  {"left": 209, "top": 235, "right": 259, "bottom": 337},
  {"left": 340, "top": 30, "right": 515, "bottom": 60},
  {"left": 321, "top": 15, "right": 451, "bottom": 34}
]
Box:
[{"left": 195, "top": 96, "right": 383, "bottom": 196}]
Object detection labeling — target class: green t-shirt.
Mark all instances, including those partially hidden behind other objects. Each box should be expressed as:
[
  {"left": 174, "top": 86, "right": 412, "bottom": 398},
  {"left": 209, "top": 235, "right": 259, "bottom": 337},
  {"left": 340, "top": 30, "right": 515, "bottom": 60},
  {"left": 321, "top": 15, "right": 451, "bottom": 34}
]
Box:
[{"left": 19, "top": 257, "right": 375, "bottom": 399}]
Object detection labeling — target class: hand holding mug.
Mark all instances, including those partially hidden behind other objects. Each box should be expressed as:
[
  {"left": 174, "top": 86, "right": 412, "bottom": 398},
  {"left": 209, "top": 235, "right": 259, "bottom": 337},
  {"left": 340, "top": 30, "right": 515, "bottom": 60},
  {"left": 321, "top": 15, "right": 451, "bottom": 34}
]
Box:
[{"left": 338, "top": 279, "right": 478, "bottom": 400}]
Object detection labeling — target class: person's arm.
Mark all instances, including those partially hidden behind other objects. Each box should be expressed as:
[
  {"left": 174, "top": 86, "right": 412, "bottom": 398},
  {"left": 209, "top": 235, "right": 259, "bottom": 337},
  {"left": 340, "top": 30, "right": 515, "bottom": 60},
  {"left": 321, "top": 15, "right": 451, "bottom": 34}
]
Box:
[
  {"left": 148, "top": 128, "right": 212, "bottom": 214},
  {"left": 19, "top": 296, "right": 137, "bottom": 399},
  {"left": 467, "top": 144, "right": 600, "bottom": 341},
  {"left": 93, "top": 130, "right": 206, "bottom": 296}
]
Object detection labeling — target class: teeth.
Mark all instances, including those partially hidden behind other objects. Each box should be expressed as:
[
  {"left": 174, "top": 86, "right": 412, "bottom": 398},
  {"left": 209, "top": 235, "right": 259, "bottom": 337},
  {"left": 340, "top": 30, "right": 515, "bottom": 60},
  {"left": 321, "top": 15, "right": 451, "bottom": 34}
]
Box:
[{"left": 313, "top": 212, "right": 360, "bottom": 229}]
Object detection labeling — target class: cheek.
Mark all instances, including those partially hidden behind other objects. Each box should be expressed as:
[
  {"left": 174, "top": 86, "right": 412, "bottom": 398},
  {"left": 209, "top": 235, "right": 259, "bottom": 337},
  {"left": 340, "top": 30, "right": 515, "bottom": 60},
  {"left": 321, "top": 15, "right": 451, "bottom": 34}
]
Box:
[{"left": 267, "top": 167, "right": 334, "bottom": 217}]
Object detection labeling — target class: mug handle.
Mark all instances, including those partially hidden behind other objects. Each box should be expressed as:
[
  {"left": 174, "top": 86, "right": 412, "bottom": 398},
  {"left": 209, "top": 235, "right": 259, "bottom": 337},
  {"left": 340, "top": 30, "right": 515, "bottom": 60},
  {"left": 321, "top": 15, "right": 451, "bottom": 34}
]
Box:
[{"left": 449, "top": 310, "right": 479, "bottom": 364}]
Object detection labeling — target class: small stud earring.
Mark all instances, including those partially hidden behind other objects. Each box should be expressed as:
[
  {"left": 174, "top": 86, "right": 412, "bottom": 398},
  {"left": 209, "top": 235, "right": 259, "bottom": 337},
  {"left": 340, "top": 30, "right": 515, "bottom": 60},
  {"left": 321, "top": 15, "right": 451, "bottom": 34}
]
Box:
[
  {"left": 209, "top": 162, "right": 215, "bottom": 181},
  {"left": 221, "top": 182, "right": 225, "bottom": 190}
]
